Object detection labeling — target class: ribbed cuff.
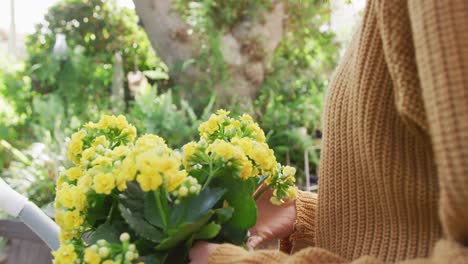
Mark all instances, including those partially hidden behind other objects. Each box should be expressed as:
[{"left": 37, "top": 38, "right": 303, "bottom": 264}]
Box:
[
  {"left": 280, "top": 190, "right": 318, "bottom": 253},
  {"left": 208, "top": 244, "right": 286, "bottom": 264}
]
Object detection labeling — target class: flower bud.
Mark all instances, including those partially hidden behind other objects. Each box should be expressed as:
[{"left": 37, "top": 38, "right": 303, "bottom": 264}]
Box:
[
  {"left": 97, "top": 239, "right": 106, "bottom": 246},
  {"left": 178, "top": 186, "right": 188, "bottom": 197},
  {"left": 125, "top": 251, "right": 134, "bottom": 261},
  {"left": 189, "top": 186, "right": 198, "bottom": 194},
  {"left": 128, "top": 244, "right": 136, "bottom": 252},
  {"left": 98, "top": 247, "right": 109, "bottom": 257},
  {"left": 120, "top": 232, "right": 130, "bottom": 242},
  {"left": 270, "top": 196, "right": 283, "bottom": 205}
]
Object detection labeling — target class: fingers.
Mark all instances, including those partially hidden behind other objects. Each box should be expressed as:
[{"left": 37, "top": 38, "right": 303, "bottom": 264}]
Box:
[
  {"left": 253, "top": 184, "right": 274, "bottom": 199},
  {"left": 247, "top": 235, "right": 264, "bottom": 249},
  {"left": 189, "top": 241, "right": 219, "bottom": 264}
]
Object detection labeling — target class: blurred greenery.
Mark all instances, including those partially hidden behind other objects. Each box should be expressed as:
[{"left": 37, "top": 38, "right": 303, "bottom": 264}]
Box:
[{"left": 0, "top": 0, "right": 341, "bottom": 206}]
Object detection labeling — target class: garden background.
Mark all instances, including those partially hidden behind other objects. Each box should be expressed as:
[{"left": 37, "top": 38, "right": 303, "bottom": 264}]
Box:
[{"left": 0, "top": 0, "right": 363, "bottom": 261}]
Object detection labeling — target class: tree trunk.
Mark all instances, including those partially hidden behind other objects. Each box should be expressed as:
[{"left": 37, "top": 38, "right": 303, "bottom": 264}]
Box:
[{"left": 133, "top": 0, "right": 285, "bottom": 100}]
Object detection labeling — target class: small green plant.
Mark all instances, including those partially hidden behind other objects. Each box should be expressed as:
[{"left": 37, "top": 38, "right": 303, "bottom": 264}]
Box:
[{"left": 129, "top": 85, "right": 215, "bottom": 148}]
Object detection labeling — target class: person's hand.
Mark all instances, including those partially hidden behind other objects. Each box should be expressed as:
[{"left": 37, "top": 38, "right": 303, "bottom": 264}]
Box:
[
  {"left": 248, "top": 186, "right": 296, "bottom": 249},
  {"left": 189, "top": 241, "right": 220, "bottom": 264}
]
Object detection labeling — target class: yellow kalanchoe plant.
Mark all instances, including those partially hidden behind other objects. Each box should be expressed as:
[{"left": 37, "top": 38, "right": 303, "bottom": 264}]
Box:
[{"left": 53, "top": 112, "right": 296, "bottom": 264}]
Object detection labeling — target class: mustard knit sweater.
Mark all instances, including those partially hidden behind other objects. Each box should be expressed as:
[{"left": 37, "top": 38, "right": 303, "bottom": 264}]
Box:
[{"left": 208, "top": 0, "right": 468, "bottom": 263}]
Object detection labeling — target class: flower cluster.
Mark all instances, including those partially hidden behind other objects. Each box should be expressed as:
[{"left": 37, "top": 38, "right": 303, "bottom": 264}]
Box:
[
  {"left": 184, "top": 110, "right": 278, "bottom": 183},
  {"left": 53, "top": 232, "right": 142, "bottom": 264},
  {"left": 170, "top": 174, "right": 202, "bottom": 203},
  {"left": 56, "top": 115, "right": 137, "bottom": 243},
  {"left": 267, "top": 165, "right": 298, "bottom": 205},
  {"left": 54, "top": 111, "right": 297, "bottom": 264}
]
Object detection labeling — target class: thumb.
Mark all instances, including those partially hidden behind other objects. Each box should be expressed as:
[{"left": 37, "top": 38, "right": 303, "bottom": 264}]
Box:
[{"left": 247, "top": 235, "right": 264, "bottom": 249}]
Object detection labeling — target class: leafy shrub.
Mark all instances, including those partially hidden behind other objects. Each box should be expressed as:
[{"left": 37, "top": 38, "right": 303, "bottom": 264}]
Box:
[
  {"left": 129, "top": 85, "right": 215, "bottom": 148},
  {"left": 25, "top": 0, "right": 165, "bottom": 121}
]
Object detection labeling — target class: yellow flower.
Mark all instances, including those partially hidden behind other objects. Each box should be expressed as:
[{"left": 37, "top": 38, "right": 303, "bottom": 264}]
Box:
[
  {"left": 118, "top": 156, "right": 137, "bottom": 181},
  {"left": 198, "top": 114, "right": 223, "bottom": 138},
  {"left": 56, "top": 184, "right": 86, "bottom": 211},
  {"left": 53, "top": 244, "right": 77, "bottom": 264},
  {"left": 270, "top": 196, "right": 283, "bottom": 205},
  {"left": 230, "top": 118, "right": 241, "bottom": 129},
  {"left": 72, "top": 187, "right": 87, "bottom": 211},
  {"left": 66, "top": 167, "right": 83, "bottom": 181},
  {"left": 287, "top": 186, "right": 298, "bottom": 200},
  {"left": 58, "top": 230, "right": 78, "bottom": 244},
  {"left": 136, "top": 151, "right": 157, "bottom": 175},
  {"left": 121, "top": 125, "right": 137, "bottom": 143},
  {"left": 137, "top": 171, "right": 163, "bottom": 192},
  {"left": 84, "top": 247, "right": 101, "bottom": 264},
  {"left": 56, "top": 183, "right": 74, "bottom": 208},
  {"left": 102, "top": 260, "right": 115, "bottom": 264},
  {"left": 96, "top": 115, "right": 115, "bottom": 129},
  {"left": 115, "top": 172, "right": 128, "bottom": 191},
  {"left": 240, "top": 158, "right": 254, "bottom": 180},
  {"left": 56, "top": 174, "right": 67, "bottom": 190},
  {"left": 78, "top": 173, "right": 93, "bottom": 191},
  {"left": 153, "top": 155, "right": 180, "bottom": 176},
  {"left": 166, "top": 170, "right": 188, "bottom": 192},
  {"left": 240, "top": 114, "right": 253, "bottom": 122},
  {"left": 91, "top": 156, "right": 113, "bottom": 167},
  {"left": 282, "top": 166, "right": 296, "bottom": 177},
  {"left": 248, "top": 142, "right": 277, "bottom": 172},
  {"left": 206, "top": 140, "right": 241, "bottom": 161},
  {"left": 67, "top": 130, "right": 86, "bottom": 164},
  {"left": 108, "top": 146, "right": 129, "bottom": 159},
  {"left": 135, "top": 134, "right": 166, "bottom": 150},
  {"left": 216, "top": 109, "right": 230, "bottom": 116},
  {"left": 55, "top": 210, "right": 84, "bottom": 230},
  {"left": 92, "top": 135, "right": 110, "bottom": 148},
  {"left": 116, "top": 115, "right": 128, "bottom": 129},
  {"left": 182, "top": 142, "right": 198, "bottom": 167},
  {"left": 231, "top": 137, "right": 253, "bottom": 155},
  {"left": 81, "top": 147, "right": 96, "bottom": 163},
  {"left": 94, "top": 173, "right": 115, "bottom": 194},
  {"left": 248, "top": 123, "right": 266, "bottom": 142}
]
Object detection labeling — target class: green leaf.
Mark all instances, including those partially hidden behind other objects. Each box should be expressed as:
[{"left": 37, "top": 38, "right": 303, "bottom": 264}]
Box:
[
  {"left": 214, "top": 207, "right": 234, "bottom": 224},
  {"left": 194, "top": 222, "right": 221, "bottom": 240},
  {"left": 88, "top": 223, "right": 120, "bottom": 244},
  {"left": 144, "top": 192, "right": 164, "bottom": 229},
  {"left": 155, "top": 212, "right": 213, "bottom": 251},
  {"left": 219, "top": 223, "right": 248, "bottom": 245},
  {"left": 214, "top": 176, "right": 257, "bottom": 229},
  {"left": 134, "top": 238, "right": 158, "bottom": 256},
  {"left": 119, "top": 204, "right": 164, "bottom": 243},
  {"left": 226, "top": 196, "right": 257, "bottom": 229},
  {"left": 86, "top": 193, "right": 112, "bottom": 226},
  {"left": 144, "top": 252, "right": 168, "bottom": 264},
  {"left": 118, "top": 182, "right": 145, "bottom": 213},
  {"left": 170, "top": 187, "right": 225, "bottom": 224}
]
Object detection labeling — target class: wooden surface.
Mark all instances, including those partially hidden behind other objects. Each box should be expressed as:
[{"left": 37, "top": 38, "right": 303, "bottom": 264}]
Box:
[{"left": 0, "top": 220, "right": 52, "bottom": 264}]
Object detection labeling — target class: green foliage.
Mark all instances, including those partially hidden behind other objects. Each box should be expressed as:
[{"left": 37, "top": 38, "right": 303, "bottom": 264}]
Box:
[
  {"left": 0, "top": 141, "right": 57, "bottom": 208},
  {"left": 25, "top": 0, "right": 164, "bottom": 121},
  {"left": 1, "top": 0, "right": 163, "bottom": 207},
  {"left": 254, "top": 0, "right": 338, "bottom": 180},
  {"left": 171, "top": 0, "right": 338, "bottom": 179},
  {"left": 174, "top": 0, "right": 272, "bottom": 31},
  {"left": 129, "top": 85, "right": 215, "bottom": 148}
]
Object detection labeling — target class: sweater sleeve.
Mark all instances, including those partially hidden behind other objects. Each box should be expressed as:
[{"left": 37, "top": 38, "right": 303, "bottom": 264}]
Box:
[
  {"left": 208, "top": 1, "right": 468, "bottom": 263},
  {"left": 279, "top": 190, "right": 318, "bottom": 253}
]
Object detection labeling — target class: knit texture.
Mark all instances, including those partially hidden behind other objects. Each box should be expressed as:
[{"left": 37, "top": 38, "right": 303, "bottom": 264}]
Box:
[{"left": 209, "top": 0, "right": 468, "bottom": 263}]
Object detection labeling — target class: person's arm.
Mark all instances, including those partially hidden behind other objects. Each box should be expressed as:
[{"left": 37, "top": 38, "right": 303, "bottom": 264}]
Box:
[
  {"left": 205, "top": 0, "right": 468, "bottom": 263},
  {"left": 279, "top": 191, "right": 318, "bottom": 254}
]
